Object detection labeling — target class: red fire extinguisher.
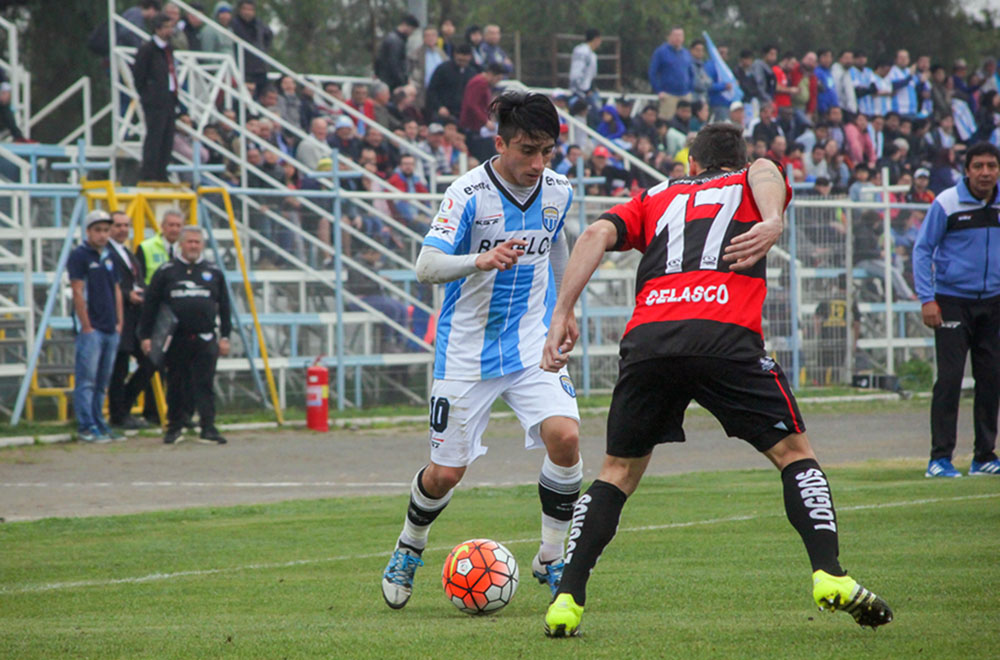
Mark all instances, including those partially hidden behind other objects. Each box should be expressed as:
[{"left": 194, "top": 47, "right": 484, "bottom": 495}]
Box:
[{"left": 306, "top": 357, "right": 329, "bottom": 431}]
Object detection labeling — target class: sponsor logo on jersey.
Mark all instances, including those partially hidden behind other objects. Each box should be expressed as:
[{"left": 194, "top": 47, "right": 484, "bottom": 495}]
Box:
[
  {"left": 542, "top": 205, "right": 559, "bottom": 231},
  {"left": 957, "top": 214, "right": 972, "bottom": 222},
  {"left": 940, "top": 321, "right": 961, "bottom": 328},
  {"left": 439, "top": 198, "right": 454, "bottom": 214},
  {"left": 644, "top": 284, "right": 730, "bottom": 306},
  {"left": 544, "top": 174, "right": 570, "bottom": 187},
  {"left": 477, "top": 235, "right": 551, "bottom": 255},
  {"left": 463, "top": 181, "right": 491, "bottom": 196},
  {"left": 431, "top": 217, "right": 455, "bottom": 234},
  {"left": 759, "top": 356, "right": 776, "bottom": 372},
  {"left": 559, "top": 374, "right": 576, "bottom": 398},
  {"left": 475, "top": 213, "right": 504, "bottom": 226},
  {"left": 430, "top": 436, "right": 445, "bottom": 449}
]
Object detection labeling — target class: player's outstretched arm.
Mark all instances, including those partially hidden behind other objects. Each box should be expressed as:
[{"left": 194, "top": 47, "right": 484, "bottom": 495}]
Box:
[
  {"left": 541, "top": 219, "right": 618, "bottom": 372},
  {"left": 723, "top": 158, "right": 787, "bottom": 271}
]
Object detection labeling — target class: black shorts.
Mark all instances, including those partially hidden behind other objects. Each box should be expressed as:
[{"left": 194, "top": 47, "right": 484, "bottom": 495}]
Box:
[{"left": 606, "top": 355, "right": 806, "bottom": 457}]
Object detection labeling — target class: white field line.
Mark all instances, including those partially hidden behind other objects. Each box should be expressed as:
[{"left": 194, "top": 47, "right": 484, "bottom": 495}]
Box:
[{"left": 1, "top": 492, "right": 995, "bottom": 596}]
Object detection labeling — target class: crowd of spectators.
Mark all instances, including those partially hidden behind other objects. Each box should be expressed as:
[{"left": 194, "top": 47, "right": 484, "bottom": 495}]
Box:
[{"left": 112, "top": 5, "right": 1000, "bottom": 330}]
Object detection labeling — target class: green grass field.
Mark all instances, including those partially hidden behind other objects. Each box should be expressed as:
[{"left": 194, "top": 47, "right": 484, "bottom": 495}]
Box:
[{"left": 2, "top": 459, "right": 998, "bottom": 659}]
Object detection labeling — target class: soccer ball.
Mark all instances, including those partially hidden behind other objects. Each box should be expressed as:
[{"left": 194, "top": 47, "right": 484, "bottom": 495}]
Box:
[{"left": 441, "top": 539, "right": 519, "bottom": 615}]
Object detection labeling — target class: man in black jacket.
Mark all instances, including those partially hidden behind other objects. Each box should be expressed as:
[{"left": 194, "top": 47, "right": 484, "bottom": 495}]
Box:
[
  {"left": 107, "top": 211, "right": 155, "bottom": 430},
  {"left": 374, "top": 14, "right": 419, "bottom": 92},
  {"left": 424, "top": 44, "right": 480, "bottom": 121},
  {"left": 132, "top": 12, "right": 178, "bottom": 182},
  {"left": 141, "top": 226, "right": 232, "bottom": 445},
  {"left": 230, "top": 0, "right": 273, "bottom": 91}
]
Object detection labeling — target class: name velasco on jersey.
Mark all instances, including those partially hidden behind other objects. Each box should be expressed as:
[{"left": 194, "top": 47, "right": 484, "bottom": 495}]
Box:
[{"left": 422, "top": 160, "right": 574, "bottom": 381}]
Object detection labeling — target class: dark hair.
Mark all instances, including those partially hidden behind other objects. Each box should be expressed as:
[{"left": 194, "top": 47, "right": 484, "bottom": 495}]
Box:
[
  {"left": 965, "top": 141, "right": 1000, "bottom": 170},
  {"left": 676, "top": 100, "right": 692, "bottom": 110},
  {"left": 837, "top": 49, "right": 853, "bottom": 58},
  {"left": 455, "top": 43, "right": 473, "bottom": 56},
  {"left": 691, "top": 39, "right": 705, "bottom": 49},
  {"left": 689, "top": 123, "right": 748, "bottom": 170},
  {"left": 585, "top": 28, "right": 600, "bottom": 42},
  {"left": 140, "top": 0, "right": 161, "bottom": 9},
  {"left": 854, "top": 163, "right": 870, "bottom": 173},
  {"left": 854, "top": 50, "right": 867, "bottom": 58},
  {"left": 569, "top": 99, "right": 588, "bottom": 115},
  {"left": 885, "top": 111, "right": 900, "bottom": 121},
  {"left": 815, "top": 177, "right": 831, "bottom": 187},
  {"left": 740, "top": 49, "right": 753, "bottom": 59},
  {"left": 781, "top": 51, "right": 796, "bottom": 61},
  {"left": 401, "top": 14, "right": 419, "bottom": 28},
  {"left": 817, "top": 49, "right": 832, "bottom": 59},
  {"left": 150, "top": 12, "right": 172, "bottom": 31},
  {"left": 762, "top": 44, "right": 778, "bottom": 54},
  {"left": 485, "top": 62, "right": 508, "bottom": 76},
  {"left": 490, "top": 90, "right": 560, "bottom": 144}
]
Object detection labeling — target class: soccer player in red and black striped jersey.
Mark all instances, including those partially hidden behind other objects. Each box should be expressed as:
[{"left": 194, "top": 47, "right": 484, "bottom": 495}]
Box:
[{"left": 539, "top": 124, "right": 893, "bottom": 637}]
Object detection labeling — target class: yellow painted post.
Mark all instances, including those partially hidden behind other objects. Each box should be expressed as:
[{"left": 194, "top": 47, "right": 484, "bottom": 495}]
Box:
[{"left": 198, "top": 186, "right": 284, "bottom": 425}]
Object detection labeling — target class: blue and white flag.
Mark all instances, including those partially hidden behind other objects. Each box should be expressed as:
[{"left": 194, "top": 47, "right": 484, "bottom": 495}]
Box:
[
  {"left": 951, "top": 98, "right": 976, "bottom": 142},
  {"left": 703, "top": 31, "right": 742, "bottom": 103}
]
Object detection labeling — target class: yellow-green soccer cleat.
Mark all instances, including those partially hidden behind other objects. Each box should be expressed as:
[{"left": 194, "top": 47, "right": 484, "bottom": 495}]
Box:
[
  {"left": 813, "top": 570, "right": 893, "bottom": 629},
  {"left": 544, "top": 593, "right": 584, "bottom": 637}
]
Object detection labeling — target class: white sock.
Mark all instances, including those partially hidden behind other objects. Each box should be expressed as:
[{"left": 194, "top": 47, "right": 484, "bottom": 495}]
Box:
[
  {"left": 398, "top": 468, "right": 452, "bottom": 551},
  {"left": 537, "top": 456, "right": 583, "bottom": 562}
]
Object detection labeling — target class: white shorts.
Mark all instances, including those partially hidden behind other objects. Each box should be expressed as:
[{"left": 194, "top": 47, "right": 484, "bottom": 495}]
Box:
[{"left": 428, "top": 366, "right": 581, "bottom": 468}]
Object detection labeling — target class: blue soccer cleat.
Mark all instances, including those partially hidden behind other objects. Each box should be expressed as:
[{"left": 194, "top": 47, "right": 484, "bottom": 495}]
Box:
[
  {"left": 381, "top": 545, "right": 424, "bottom": 609},
  {"left": 969, "top": 458, "right": 1000, "bottom": 476},
  {"left": 925, "top": 458, "right": 961, "bottom": 478},
  {"left": 531, "top": 553, "right": 565, "bottom": 597}
]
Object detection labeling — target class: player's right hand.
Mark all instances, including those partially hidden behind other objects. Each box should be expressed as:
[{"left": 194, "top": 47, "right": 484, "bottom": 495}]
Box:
[
  {"left": 921, "top": 301, "right": 942, "bottom": 328},
  {"left": 475, "top": 238, "right": 527, "bottom": 272},
  {"left": 541, "top": 312, "right": 578, "bottom": 372}
]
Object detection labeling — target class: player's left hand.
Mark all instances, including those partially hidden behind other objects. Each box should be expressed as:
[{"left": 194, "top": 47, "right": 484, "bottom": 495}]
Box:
[
  {"left": 541, "top": 312, "right": 578, "bottom": 372},
  {"left": 723, "top": 218, "right": 783, "bottom": 271},
  {"left": 219, "top": 337, "right": 230, "bottom": 357}
]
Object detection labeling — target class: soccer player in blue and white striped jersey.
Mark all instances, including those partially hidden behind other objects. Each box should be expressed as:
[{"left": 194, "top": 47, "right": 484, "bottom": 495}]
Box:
[{"left": 381, "top": 91, "right": 584, "bottom": 609}]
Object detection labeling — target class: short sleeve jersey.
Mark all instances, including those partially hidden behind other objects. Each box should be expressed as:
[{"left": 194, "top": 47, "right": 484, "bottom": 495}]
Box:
[
  {"left": 67, "top": 243, "right": 120, "bottom": 333},
  {"left": 422, "top": 158, "right": 574, "bottom": 381},
  {"left": 601, "top": 166, "right": 792, "bottom": 365}
]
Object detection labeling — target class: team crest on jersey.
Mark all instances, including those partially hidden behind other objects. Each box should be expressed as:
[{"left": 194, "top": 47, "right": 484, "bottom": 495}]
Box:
[
  {"left": 439, "top": 198, "right": 454, "bottom": 214},
  {"left": 759, "top": 356, "right": 776, "bottom": 372},
  {"left": 542, "top": 206, "right": 559, "bottom": 231},
  {"left": 560, "top": 375, "right": 577, "bottom": 398},
  {"left": 202, "top": 271, "right": 213, "bottom": 281}
]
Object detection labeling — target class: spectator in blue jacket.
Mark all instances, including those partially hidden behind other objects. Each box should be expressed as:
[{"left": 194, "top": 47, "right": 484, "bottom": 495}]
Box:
[
  {"left": 649, "top": 27, "right": 693, "bottom": 121},
  {"left": 596, "top": 104, "right": 626, "bottom": 141},
  {"left": 912, "top": 141, "right": 1000, "bottom": 478},
  {"left": 815, "top": 49, "right": 840, "bottom": 115}
]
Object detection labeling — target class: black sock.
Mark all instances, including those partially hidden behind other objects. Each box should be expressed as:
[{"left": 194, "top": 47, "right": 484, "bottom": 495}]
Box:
[
  {"left": 781, "top": 459, "right": 845, "bottom": 576},
  {"left": 558, "top": 480, "right": 628, "bottom": 606}
]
